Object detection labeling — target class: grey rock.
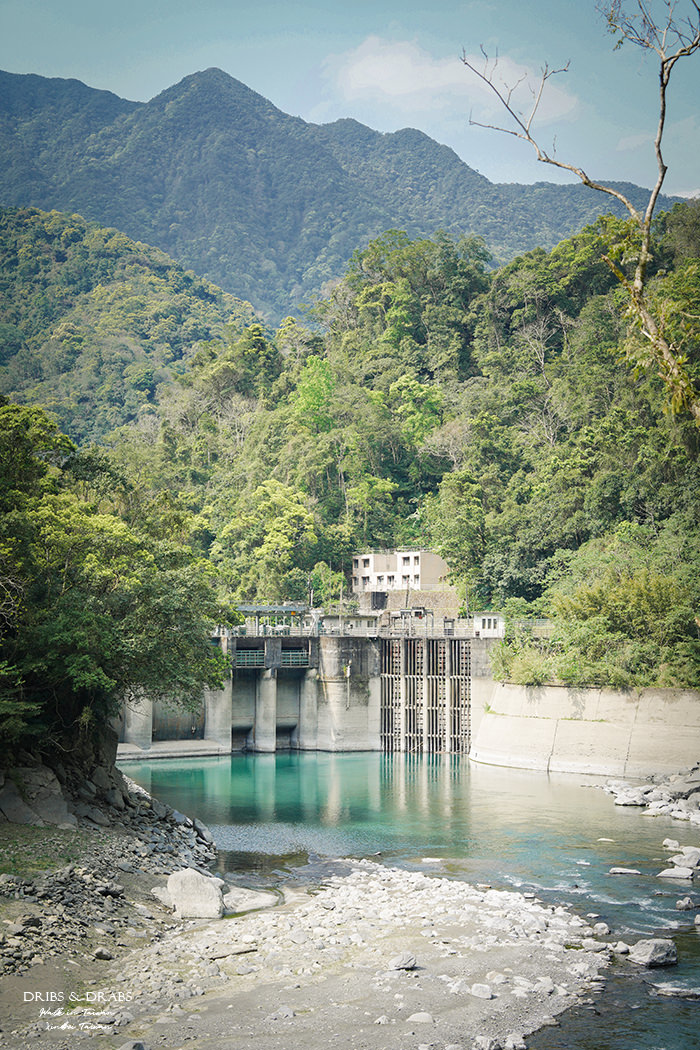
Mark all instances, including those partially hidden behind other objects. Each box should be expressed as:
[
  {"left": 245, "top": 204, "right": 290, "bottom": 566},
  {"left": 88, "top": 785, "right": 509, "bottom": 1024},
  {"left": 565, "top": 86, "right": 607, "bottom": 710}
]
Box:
[
  {"left": 223, "top": 887, "right": 277, "bottom": 914},
  {"left": 167, "top": 868, "right": 224, "bottom": 919},
  {"left": 193, "top": 817, "right": 214, "bottom": 844},
  {"left": 91, "top": 766, "right": 112, "bottom": 792},
  {"left": 657, "top": 867, "right": 694, "bottom": 879},
  {"left": 471, "top": 983, "right": 494, "bottom": 999},
  {"left": 0, "top": 780, "right": 42, "bottom": 824},
  {"left": 614, "top": 791, "right": 647, "bottom": 806},
  {"left": 388, "top": 950, "right": 417, "bottom": 970},
  {"left": 105, "top": 789, "right": 125, "bottom": 810},
  {"left": 94, "top": 947, "right": 114, "bottom": 960},
  {"left": 472, "top": 1038, "right": 502, "bottom": 1050},
  {"left": 676, "top": 896, "right": 695, "bottom": 910},
  {"left": 628, "top": 938, "right": 678, "bottom": 967},
  {"left": 407, "top": 1011, "right": 433, "bottom": 1023}
]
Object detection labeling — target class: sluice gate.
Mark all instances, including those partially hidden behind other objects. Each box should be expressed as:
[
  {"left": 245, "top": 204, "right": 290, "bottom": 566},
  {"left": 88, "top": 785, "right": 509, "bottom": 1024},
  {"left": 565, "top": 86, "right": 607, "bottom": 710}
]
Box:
[
  {"left": 379, "top": 638, "right": 471, "bottom": 754},
  {"left": 119, "top": 634, "right": 495, "bottom": 758}
]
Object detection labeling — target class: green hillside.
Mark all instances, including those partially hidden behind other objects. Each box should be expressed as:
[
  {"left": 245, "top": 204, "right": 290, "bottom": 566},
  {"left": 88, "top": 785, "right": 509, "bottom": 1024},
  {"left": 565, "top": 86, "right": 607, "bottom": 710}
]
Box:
[
  {"left": 0, "top": 68, "right": 678, "bottom": 321},
  {"left": 0, "top": 206, "right": 255, "bottom": 442},
  {"left": 2, "top": 202, "right": 699, "bottom": 707}
]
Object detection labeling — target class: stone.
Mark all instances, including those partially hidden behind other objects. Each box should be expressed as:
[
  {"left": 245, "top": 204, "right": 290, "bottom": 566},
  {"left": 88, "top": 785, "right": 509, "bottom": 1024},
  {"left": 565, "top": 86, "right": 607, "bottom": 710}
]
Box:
[
  {"left": 614, "top": 791, "right": 647, "bottom": 806},
  {"left": 628, "top": 938, "right": 678, "bottom": 968},
  {"left": 94, "top": 947, "right": 114, "bottom": 960},
  {"left": 388, "top": 950, "right": 417, "bottom": 970},
  {"left": 679, "top": 847, "right": 700, "bottom": 868},
  {"left": 407, "top": 1012, "right": 433, "bottom": 1023},
  {"left": 193, "top": 818, "right": 214, "bottom": 844},
  {"left": 593, "top": 922, "right": 611, "bottom": 936},
  {"left": 657, "top": 867, "right": 694, "bottom": 880},
  {"left": 663, "top": 838, "right": 681, "bottom": 850},
  {"left": 151, "top": 886, "right": 172, "bottom": 907},
  {"left": 73, "top": 802, "right": 110, "bottom": 826},
  {"left": 676, "top": 896, "right": 695, "bottom": 910},
  {"left": 505, "top": 1036, "right": 527, "bottom": 1050},
  {"left": 167, "top": 869, "right": 224, "bottom": 919},
  {"left": 470, "top": 983, "right": 494, "bottom": 999},
  {"left": 472, "top": 1038, "right": 502, "bottom": 1050},
  {"left": 609, "top": 867, "right": 642, "bottom": 875},
  {"left": 0, "top": 780, "right": 42, "bottom": 824},
  {"left": 105, "top": 789, "right": 125, "bottom": 810},
  {"left": 222, "top": 887, "right": 278, "bottom": 914}
]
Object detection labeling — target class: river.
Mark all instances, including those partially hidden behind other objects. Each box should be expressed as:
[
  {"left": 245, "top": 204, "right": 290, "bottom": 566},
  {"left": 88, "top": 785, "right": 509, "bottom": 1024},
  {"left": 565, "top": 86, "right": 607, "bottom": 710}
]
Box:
[{"left": 119, "top": 751, "right": 700, "bottom": 1049}]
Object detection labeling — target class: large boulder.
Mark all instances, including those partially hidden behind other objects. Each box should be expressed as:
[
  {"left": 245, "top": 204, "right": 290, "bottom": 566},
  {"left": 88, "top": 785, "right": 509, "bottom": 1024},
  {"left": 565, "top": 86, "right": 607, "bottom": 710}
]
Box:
[
  {"left": 167, "top": 868, "right": 224, "bottom": 919},
  {"left": 628, "top": 938, "right": 678, "bottom": 967},
  {"left": 0, "top": 765, "right": 76, "bottom": 826}
]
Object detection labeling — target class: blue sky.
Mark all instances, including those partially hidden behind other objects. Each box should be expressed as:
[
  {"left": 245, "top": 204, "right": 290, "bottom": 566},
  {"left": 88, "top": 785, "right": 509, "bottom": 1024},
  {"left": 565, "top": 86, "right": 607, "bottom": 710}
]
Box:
[{"left": 2, "top": 0, "right": 698, "bottom": 195}]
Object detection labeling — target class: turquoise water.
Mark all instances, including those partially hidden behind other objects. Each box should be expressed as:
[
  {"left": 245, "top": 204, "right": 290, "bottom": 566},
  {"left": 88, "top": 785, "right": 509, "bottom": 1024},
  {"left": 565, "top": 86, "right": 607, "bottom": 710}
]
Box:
[{"left": 120, "top": 752, "right": 700, "bottom": 1049}]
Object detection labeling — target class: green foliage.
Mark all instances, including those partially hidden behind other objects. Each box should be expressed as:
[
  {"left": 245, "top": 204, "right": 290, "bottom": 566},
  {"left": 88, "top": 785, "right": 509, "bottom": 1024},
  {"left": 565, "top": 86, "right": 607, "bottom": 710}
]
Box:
[
  {"left": 0, "top": 401, "right": 230, "bottom": 756},
  {"left": 210, "top": 480, "right": 319, "bottom": 602},
  {"left": 0, "top": 207, "right": 255, "bottom": 442},
  {"left": 4, "top": 202, "right": 700, "bottom": 692},
  {"left": 0, "top": 69, "right": 676, "bottom": 322}
]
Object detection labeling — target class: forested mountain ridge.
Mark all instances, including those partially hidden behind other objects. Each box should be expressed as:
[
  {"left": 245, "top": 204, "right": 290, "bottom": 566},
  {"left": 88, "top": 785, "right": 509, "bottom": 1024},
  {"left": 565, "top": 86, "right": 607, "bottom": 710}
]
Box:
[
  {"left": 0, "top": 206, "right": 255, "bottom": 442},
  {"left": 0, "top": 68, "right": 678, "bottom": 321},
  {"left": 1, "top": 198, "right": 699, "bottom": 717}
]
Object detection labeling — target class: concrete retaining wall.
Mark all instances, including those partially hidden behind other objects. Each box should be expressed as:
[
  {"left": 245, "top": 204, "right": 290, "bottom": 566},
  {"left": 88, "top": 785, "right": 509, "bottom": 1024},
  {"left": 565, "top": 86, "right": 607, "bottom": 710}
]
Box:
[{"left": 470, "top": 682, "right": 700, "bottom": 777}]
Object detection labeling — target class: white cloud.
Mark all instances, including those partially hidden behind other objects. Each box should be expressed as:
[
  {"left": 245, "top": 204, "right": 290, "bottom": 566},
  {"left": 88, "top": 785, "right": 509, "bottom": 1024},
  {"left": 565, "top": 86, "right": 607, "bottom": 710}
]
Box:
[
  {"left": 323, "top": 36, "right": 579, "bottom": 126},
  {"left": 616, "top": 132, "right": 652, "bottom": 152}
]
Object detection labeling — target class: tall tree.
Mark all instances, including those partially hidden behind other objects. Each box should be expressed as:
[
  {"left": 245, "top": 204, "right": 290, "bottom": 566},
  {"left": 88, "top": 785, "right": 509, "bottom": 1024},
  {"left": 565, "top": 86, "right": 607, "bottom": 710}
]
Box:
[{"left": 462, "top": 0, "right": 700, "bottom": 424}]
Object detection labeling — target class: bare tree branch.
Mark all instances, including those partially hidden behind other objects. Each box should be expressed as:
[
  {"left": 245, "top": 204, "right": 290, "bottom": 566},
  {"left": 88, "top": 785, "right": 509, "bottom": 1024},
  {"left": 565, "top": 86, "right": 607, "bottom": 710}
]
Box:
[{"left": 462, "top": 0, "right": 700, "bottom": 424}]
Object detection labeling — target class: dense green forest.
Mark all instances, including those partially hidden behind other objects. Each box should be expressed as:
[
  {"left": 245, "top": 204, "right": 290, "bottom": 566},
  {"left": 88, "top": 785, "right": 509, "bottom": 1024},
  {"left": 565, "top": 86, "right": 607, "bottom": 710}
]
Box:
[
  {"left": 0, "top": 68, "right": 677, "bottom": 321},
  {"left": 2, "top": 200, "right": 699, "bottom": 759},
  {"left": 0, "top": 207, "right": 255, "bottom": 442}
]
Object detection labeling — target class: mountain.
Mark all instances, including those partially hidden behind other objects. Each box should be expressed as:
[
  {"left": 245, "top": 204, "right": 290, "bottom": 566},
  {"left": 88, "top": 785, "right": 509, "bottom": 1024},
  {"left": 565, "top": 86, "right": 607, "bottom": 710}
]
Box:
[
  {"left": 0, "top": 68, "right": 677, "bottom": 321},
  {"left": 0, "top": 205, "right": 255, "bottom": 442}
]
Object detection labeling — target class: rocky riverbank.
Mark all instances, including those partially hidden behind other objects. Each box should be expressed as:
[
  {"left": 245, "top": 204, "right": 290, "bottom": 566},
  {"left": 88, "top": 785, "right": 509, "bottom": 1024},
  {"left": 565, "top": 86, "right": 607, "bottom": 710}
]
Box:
[
  {"left": 0, "top": 758, "right": 685, "bottom": 1050},
  {"left": 604, "top": 763, "right": 700, "bottom": 824},
  {"left": 3, "top": 853, "right": 616, "bottom": 1050}
]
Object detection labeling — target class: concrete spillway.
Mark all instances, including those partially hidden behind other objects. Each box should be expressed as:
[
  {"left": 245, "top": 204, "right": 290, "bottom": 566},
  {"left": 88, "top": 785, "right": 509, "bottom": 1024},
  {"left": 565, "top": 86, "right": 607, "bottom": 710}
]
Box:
[{"left": 119, "top": 634, "right": 496, "bottom": 756}]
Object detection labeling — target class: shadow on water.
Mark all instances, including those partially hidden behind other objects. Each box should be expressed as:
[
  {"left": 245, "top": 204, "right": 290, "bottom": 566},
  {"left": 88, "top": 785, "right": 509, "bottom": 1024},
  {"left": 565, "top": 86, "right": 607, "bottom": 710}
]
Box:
[{"left": 120, "top": 751, "right": 700, "bottom": 1050}]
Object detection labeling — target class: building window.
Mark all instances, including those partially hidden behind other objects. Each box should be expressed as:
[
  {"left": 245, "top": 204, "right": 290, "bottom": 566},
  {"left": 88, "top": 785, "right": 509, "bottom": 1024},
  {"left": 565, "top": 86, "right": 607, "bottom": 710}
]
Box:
[
  {"left": 361, "top": 576, "right": 370, "bottom": 587},
  {"left": 402, "top": 575, "right": 410, "bottom": 584},
  {"left": 414, "top": 574, "right": 420, "bottom": 584},
  {"left": 414, "top": 555, "right": 420, "bottom": 565},
  {"left": 377, "top": 575, "right": 384, "bottom": 585},
  {"left": 402, "top": 556, "right": 410, "bottom": 566},
  {"left": 352, "top": 558, "right": 359, "bottom": 568},
  {"left": 362, "top": 558, "right": 370, "bottom": 568},
  {"left": 387, "top": 575, "right": 395, "bottom": 585},
  {"left": 352, "top": 576, "right": 358, "bottom": 587}
]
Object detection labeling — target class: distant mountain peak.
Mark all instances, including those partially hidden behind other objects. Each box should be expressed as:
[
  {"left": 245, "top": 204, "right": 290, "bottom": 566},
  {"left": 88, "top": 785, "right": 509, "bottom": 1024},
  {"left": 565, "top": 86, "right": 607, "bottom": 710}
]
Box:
[{"left": 0, "top": 67, "right": 677, "bottom": 321}]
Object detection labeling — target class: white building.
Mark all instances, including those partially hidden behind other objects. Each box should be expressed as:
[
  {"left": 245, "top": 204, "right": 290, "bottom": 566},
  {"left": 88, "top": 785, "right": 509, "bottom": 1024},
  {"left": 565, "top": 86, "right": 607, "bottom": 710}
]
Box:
[
  {"left": 351, "top": 549, "right": 450, "bottom": 594},
  {"left": 474, "top": 613, "right": 505, "bottom": 638}
]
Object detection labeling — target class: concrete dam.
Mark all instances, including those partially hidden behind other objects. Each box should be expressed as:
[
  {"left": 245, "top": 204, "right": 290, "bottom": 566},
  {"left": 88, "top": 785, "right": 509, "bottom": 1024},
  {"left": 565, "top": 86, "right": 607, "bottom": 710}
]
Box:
[{"left": 120, "top": 632, "right": 496, "bottom": 757}]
